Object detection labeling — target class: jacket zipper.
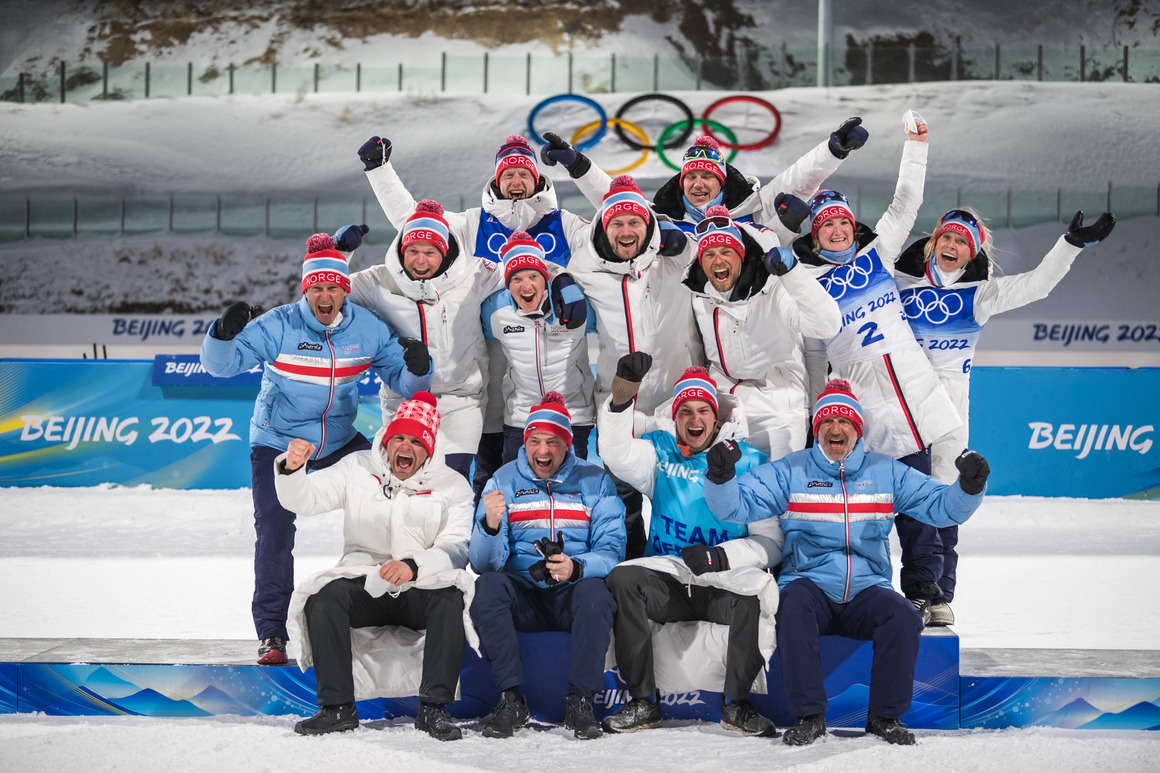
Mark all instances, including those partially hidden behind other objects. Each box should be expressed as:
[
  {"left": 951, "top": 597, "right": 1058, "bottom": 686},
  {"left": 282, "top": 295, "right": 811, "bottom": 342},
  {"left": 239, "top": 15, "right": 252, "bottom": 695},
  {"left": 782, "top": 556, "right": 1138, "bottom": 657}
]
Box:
[
  {"left": 316, "top": 328, "right": 336, "bottom": 460},
  {"left": 546, "top": 478, "right": 556, "bottom": 540},
  {"left": 535, "top": 320, "right": 547, "bottom": 395},
  {"left": 840, "top": 458, "right": 851, "bottom": 602}
]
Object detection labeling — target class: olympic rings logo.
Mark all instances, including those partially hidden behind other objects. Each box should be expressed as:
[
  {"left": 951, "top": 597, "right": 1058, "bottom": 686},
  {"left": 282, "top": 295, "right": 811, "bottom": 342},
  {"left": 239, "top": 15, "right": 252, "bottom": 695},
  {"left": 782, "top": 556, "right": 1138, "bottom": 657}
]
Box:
[
  {"left": 820, "top": 256, "right": 874, "bottom": 300},
  {"left": 484, "top": 231, "right": 559, "bottom": 260},
  {"left": 527, "top": 93, "right": 782, "bottom": 176},
  {"left": 902, "top": 288, "right": 966, "bottom": 324}
]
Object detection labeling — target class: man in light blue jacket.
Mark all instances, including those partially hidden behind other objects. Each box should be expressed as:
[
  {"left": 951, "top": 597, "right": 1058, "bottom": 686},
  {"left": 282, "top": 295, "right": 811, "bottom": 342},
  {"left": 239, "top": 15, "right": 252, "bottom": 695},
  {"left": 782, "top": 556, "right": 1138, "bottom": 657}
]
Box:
[
  {"left": 201, "top": 228, "right": 432, "bottom": 665},
  {"left": 704, "top": 379, "right": 990, "bottom": 747},
  {"left": 469, "top": 393, "right": 626, "bottom": 741}
]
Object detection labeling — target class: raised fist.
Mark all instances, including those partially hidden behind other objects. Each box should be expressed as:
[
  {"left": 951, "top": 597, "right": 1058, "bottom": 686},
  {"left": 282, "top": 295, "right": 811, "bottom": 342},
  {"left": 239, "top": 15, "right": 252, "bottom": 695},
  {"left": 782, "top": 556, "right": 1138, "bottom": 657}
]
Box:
[
  {"left": 398, "top": 336, "right": 430, "bottom": 376},
  {"left": 358, "top": 136, "right": 392, "bottom": 171},
  {"left": 829, "top": 117, "right": 869, "bottom": 159},
  {"left": 334, "top": 224, "right": 369, "bottom": 252},
  {"left": 215, "top": 301, "right": 257, "bottom": 341},
  {"left": 773, "top": 192, "right": 810, "bottom": 233},
  {"left": 705, "top": 440, "right": 743, "bottom": 484},
  {"left": 955, "top": 449, "right": 990, "bottom": 495},
  {"left": 763, "top": 246, "right": 798, "bottom": 277},
  {"left": 615, "top": 352, "right": 653, "bottom": 383}
]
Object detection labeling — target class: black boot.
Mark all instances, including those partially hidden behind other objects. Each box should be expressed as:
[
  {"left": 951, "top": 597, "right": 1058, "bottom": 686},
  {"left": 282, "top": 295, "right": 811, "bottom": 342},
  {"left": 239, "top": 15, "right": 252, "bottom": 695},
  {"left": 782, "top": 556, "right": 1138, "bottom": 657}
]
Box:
[
  {"left": 720, "top": 697, "right": 778, "bottom": 737},
  {"left": 782, "top": 713, "right": 826, "bottom": 746},
  {"left": 600, "top": 695, "right": 662, "bottom": 733},
  {"left": 415, "top": 701, "right": 462, "bottom": 741},
  {"left": 482, "top": 688, "right": 529, "bottom": 739},
  {"left": 564, "top": 695, "right": 603, "bottom": 740},
  {"left": 294, "top": 703, "right": 359, "bottom": 736},
  {"left": 865, "top": 713, "right": 916, "bottom": 745}
]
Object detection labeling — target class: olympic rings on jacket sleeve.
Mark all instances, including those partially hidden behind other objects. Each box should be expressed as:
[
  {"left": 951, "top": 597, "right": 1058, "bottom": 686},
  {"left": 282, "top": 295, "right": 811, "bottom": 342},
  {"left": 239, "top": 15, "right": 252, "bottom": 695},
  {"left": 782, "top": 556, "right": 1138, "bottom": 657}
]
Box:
[
  {"left": 656, "top": 119, "right": 739, "bottom": 172},
  {"left": 527, "top": 94, "right": 608, "bottom": 151},
  {"left": 613, "top": 93, "right": 695, "bottom": 151},
  {"left": 571, "top": 117, "right": 650, "bottom": 175},
  {"left": 701, "top": 95, "right": 782, "bottom": 151}
]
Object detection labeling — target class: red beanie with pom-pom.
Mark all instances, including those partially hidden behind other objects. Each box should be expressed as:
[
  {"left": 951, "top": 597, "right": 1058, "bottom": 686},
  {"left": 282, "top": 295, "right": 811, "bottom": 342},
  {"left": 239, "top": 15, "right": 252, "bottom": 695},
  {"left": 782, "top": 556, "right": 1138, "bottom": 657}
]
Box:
[
  {"left": 671, "top": 365, "right": 719, "bottom": 419},
  {"left": 495, "top": 134, "right": 540, "bottom": 188},
  {"left": 384, "top": 391, "right": 441, "bottom": 457},
  {"left": 400, "top": 199, "right": 450, "bottom": 258},
  {"left": 812, "top": 379, "right": 864, "bottom": 439},
  {"left": 680, "top": 135, "right": 727, "bottom": 186},
  {"left": 524, "top": 391, "right": 573, "bottom": 446},
  {"left": 600, "top": 174, "right": 651, "bottom": 230}
]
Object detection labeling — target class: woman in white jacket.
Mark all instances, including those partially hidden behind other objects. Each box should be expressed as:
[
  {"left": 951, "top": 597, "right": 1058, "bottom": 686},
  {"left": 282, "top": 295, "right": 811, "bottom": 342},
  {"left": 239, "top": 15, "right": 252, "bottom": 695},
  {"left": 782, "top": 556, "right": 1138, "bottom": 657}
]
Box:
[
  {"left": 275, "top": 392, "right": 475, "bottom": 739},
  {"left": 893, "top": 206, "right": 1116, "bottom": 625},
  {"left": 349, "top": 200, "right": 505, "bottom": 481}
]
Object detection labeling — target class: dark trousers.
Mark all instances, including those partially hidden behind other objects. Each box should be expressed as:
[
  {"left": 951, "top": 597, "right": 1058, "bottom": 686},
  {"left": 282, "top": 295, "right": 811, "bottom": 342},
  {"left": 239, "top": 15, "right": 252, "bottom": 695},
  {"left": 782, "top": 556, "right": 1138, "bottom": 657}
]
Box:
[
  {"left": 605, "top": 565, "right": 763, "bottom": 702},
  {"left": 472, "top": 431, "right": 505, "bottom": 505},
  {"left": 500, "top": 424, "right": 593, "bottom": 464},
  {"left": 445, "top": 452, "right": 474, "bottom": 483},
  {"left": 608, "top": 469, "right": 646, "bottom": 560},
  {"left": 304, "top": 577, "right": 466, "bottom": 706},
  {"left": 470, "top": 572, "right": 616, "bottom": 699},
  {"left": 893, "top": 446, "right": 951, "bottom": 601},
  {"left": 776, "top": 577, "right": 922, "bottom": 719},
  {"left": 249, "top": 433, "right": 370, "bottom": 640}
]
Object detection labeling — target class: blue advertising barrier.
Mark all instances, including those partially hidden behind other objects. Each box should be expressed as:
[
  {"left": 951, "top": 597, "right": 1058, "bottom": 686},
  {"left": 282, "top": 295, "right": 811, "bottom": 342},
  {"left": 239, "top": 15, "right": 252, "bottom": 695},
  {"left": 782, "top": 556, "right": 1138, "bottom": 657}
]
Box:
[{"left": 1, "top": 360, "right": 1157, "bottom": 498}]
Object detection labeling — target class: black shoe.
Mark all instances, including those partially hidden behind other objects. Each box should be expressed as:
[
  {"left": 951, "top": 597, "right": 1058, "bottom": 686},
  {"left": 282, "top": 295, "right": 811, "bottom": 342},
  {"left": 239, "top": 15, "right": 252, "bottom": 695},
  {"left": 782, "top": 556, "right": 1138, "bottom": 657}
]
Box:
[
  {"left": 720, "top": 697, "right": 778, "bottom": 737},
  {"left": 257, "top": 636, "right": 288, "bottom": 665},
  {"left": 782, "top": 714, "right": 826, "bottom": 746},
  {"left": 482, "top": 689, "right": 529, "bottom": 739},
  {"left": 600, "top": 696, "right": 662, "bottom": 733},
  {"left": 564, "top": 695, "right": 603, "bottom": 740},
  {"left": 908, "top": 596, "right": 933, "bottom": 627},
  {"left": 415, "top": 701, "right": 462, "bottom": 741},
  {"left": 294, "top": 703, "right": 359, "bottom": 736},
  {"left": 865, "top": 713, "right": 915, "bottom": 745}
]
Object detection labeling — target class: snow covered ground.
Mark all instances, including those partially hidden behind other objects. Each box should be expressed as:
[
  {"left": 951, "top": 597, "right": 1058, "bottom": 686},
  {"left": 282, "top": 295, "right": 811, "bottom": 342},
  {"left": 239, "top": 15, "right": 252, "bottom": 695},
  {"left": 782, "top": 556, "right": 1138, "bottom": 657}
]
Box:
[{"left": 1, "top": 486, "right": 1158, "bottom": 771}]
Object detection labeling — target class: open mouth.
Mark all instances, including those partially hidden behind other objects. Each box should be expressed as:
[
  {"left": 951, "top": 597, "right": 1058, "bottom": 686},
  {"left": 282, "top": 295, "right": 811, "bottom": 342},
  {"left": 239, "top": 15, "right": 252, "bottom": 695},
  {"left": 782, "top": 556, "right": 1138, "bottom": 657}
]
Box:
[
  {"left": 616, "top": 237, "right": 638, "bottom": 253},
  {"left": 519, "top": 290, "right": 537, "bottom": 305},
  {"left": 685, "top": 425, "right": 706, "bottom": 441},
  {"left": 532, "top": 454, "right": 554, "bottom": 474},
  {"left": 824, "top": 435, "right": 846, "bottom": 453},
  {"left": 410, "top": 267, "right": 432, "bottom": 279},
  {"left": 317, "top": 301, "right": 335, "bottom": 317},
  {"left": 393, "top": 451, "right": 415, "bottom": 474},
  {"left": 712, "top": 267, "right": 730, "bottom": 283}
]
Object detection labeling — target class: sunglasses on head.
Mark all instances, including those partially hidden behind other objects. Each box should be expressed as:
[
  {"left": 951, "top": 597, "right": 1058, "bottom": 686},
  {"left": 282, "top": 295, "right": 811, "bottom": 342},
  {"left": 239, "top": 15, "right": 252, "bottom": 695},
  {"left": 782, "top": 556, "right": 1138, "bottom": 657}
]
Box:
[
  {"left": 684, "top": 145, "right": 723, "bottom": 162},
  {"left": 941, "top": 209, "right": 981, "bottom": 229},
  {"left": 497, "top": 145, "right": 535, "bottom": 160},
  {"left": 694, "top": 214, "right": 735, "bottom": 235},
  {"left": 809, "top": 190, "right": 850, "bottom": 210}
]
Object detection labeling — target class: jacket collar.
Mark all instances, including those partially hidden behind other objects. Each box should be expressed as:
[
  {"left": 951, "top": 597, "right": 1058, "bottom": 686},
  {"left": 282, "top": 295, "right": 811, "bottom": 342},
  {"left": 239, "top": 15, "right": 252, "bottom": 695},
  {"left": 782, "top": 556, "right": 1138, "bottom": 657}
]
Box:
[
  {"left": 810, "top": 438, "right": 866, "bottom": 474},
  {"left": 482, "top": 176, "right": 560, "bottom": 231}
]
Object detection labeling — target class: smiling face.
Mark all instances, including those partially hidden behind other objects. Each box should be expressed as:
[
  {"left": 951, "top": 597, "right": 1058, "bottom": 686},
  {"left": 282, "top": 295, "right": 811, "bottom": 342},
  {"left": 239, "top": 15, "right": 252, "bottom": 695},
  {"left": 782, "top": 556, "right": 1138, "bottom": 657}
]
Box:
[
  {"left": 682, "top": 170, "right": 722, "bottom": 208},
  {"left": 498, "top": 167, "right": 536, "bottom": 200},
  {"left": 816, "top": 416, "right": 858, "bottom": 462},
  {"left": 524, "top": 431, "right": 568, "bottom": 479},
  {"left": 402, "top": 242, "right": 444, "bottom": 280},
  {"left": 304, "top": 283, "right": 347, "bottom": 326},
  {"left": 700, "top": 245, "right": 743, "bottom": 293},
  {"left": 674, "top": 399, "right": 717, "bottom": 453},
  {"left": 385, "top": 433, "right": 429, "bottom": 480},
  {"left": 816, "top": 216, "right": 856, "bottom": 253},
  {"left": 933, "top": 231, "right": 973, "bottom": 272},
  {"left": 605, "top": 214, "right": 649, "bottom": 261},
  {"left": 508, "top": 268, "right": 547, "bottom": 313}
]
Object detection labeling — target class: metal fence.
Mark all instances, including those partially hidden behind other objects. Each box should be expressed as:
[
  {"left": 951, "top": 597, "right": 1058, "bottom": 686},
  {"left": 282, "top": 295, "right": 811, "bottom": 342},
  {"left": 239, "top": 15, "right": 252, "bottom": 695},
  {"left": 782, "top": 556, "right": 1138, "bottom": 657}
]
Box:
[
  {"left": 3, "top": 183, "right": 1156, "bottom": 245},
  {"left": 2, "top": 44, "right": 1158, "bottom": 104}
]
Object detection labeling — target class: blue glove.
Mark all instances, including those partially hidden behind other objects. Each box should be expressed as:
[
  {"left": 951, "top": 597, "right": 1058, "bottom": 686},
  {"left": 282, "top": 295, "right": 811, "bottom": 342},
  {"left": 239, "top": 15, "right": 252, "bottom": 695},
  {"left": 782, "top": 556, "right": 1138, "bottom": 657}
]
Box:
[
  {"left": 333, "top": 224, "right": 369, "bottom": 252},
  {"left": 540, "top": 132, "right": 578, "bottom": 168},
  {"left": 658, "top": 220, "right": 688, "bottom": 256},
  {"left": 358, "top": 136, "right": 392, "bottom": 171},
  {"left": 550, "top": 274, "right": 587, "bottom": 330},
  {"left": 763, "top": 246, "right": 797, "bottom": 276},
  {"left": 773, "top": 192, "right": 811, "bottom": 233},
  {"left": 828, "top": 117, "right": 869, "bottom": 159},
  {"left": 1064, "top": 211, "right": 1116, "bottom": 248}
]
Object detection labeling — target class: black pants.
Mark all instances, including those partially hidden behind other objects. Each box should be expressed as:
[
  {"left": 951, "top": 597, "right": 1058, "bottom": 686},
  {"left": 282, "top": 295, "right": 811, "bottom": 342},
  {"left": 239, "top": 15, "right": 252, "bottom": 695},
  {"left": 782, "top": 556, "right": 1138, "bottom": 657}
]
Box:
[
  {"left": 893, "top": 446, "right": 948, "bottom": 601},
  {"left": 304, "top": 577, "right": 466, "bottom": 706},
  {"left": 605, "top": 565, "right": 764, "bottom": 702},
  {"left": 607, "top": 469, "right": 646, "bottom": 560}
]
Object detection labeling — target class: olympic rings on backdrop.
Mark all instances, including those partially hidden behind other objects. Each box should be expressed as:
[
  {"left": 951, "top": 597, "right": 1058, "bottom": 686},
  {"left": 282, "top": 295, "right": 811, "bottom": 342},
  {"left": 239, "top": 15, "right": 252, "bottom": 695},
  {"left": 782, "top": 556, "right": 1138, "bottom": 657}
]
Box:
[
  {"left": 572, "top": 118, "right": 651, "bottom": 175},
  {"left": 613, "top": 93, "right": 695, "bottom": 151},
  {"left": 656, "top": 119, "right": 739, "bottom": 172},
  {"left": 701, "top": 95, "right": 782, "bottom": 151},
  {"left": 527, "top": 94, "right": 608, "bottom": 151}
]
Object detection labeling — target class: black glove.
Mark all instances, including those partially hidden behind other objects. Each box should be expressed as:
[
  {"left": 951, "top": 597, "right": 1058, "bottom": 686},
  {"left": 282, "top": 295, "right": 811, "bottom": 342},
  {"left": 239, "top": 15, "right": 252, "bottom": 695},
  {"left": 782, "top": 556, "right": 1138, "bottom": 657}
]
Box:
[
  {"left": 616, "top": 352, "right": 653, "bottom": 383},
  {"left": 763, "top": 246, "right": 798, "bottom": 277},
  {"left": 955, "top": 450, "right": 990, "bottom": 495},
  {"left": 773, "top": 192, "right": 811, "bottom": 233},
  {"left": 550, "top": 274, "right": 587, "bottom": 330},
  {"left": 828, "top": 117, "right": 869, "bottom": 159},
  {"left": 333, "top": 224, "right": 369, "bottom": 252},
  {"left": 398, "top": 336, "right": 430, "bottom": 376},
  {"left": 705, "top": 440, "right": 743, "bottom": 484},
  {"left": 358, "top": 136, "right": 392, "bottom": 171},
  {"left": 540, "top": 132, "right": 591, "bottom": 178},
  {"left": 1064, "top": 210, "right": 1116, "bottom": 248},
  {"left": 658, "top": 220, "right": 689, "bottom": 256},
  {"left": 681, "top": 544, "right": 730, "bottom": 576},
  {"left": 527, "top": 534, "right": 565, "bottom": 586},
  {"left": 214, "top": 301, "right": 258, "bottom": 341}
]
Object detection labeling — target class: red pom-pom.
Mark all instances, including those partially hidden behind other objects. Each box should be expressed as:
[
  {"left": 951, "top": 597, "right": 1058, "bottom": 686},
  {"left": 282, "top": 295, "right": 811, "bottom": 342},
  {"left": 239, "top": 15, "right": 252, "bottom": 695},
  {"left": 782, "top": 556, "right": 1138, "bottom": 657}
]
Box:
[
  {"left": 306, "top": 233, "right": 334, "bottom": 253},
  {"left": 541, "top": 391, "right": 566, "bottom": 405},
  {"left": 411, "top": 391, "right": 438, "bottom": 407},
  {"left": 822, "top": 378, "right": 855, "bottom": 396},
  {"left": 683, "top": 366, "right": 711, "bottom": 378},
  {"left": 414, "top": 199, "right": 444, "bottom": 216},
  {"left": 502, "top": 134, "right": 531, "bottom": 149},
  {"left": 609, "top": 174, "right": 638, "bottom": 190},
  {"left": 509, "top": 230, "right": 533, "bottom": 241},
  {"left": 693, "top": 135, "right": 721, "bottom": 151},
  {"left": 705, "top": 205, "right": 731, "bottom": 219}
]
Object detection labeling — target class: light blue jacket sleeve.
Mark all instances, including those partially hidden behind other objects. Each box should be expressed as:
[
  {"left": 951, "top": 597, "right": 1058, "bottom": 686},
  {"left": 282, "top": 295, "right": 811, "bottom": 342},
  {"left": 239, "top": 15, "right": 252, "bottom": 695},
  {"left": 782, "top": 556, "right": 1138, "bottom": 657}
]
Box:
[
  {"left": 704, "top": 460, "right": 791, "bottom": 525},
  {"left": 369, "top": 318, "right": 432, "bottom": 398},
  {"left": 480, "top": 289, "right": 508, "bottom": 343},
  {"left": 891, "top": 461, "right": 984, "bottom": 528},
  {"left": 199, "top": 311, "right": 283, "bottom": 377}
]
